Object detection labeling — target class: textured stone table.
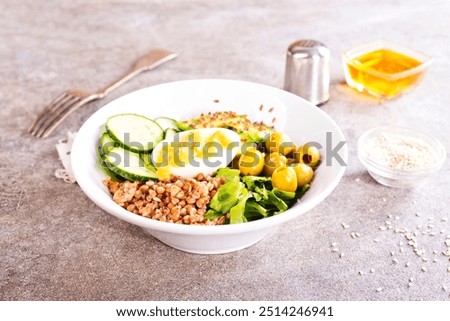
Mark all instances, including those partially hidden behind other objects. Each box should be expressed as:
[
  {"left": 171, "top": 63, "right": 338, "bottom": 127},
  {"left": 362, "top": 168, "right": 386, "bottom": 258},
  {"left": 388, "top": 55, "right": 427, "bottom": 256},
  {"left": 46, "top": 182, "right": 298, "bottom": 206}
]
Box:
[{"left": 1, "top": 0, "right": 449, "bottom": 300}]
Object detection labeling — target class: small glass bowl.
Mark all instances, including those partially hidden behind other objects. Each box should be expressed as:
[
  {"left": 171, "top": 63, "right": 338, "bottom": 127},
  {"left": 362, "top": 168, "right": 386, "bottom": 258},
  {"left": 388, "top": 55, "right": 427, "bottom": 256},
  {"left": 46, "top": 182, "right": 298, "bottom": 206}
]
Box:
[
  {"left": 358, "top": 126, "right": 446, "bottom": 188},
  {"left": 343, "top": 41, "right": 432, "bottom": 99}
]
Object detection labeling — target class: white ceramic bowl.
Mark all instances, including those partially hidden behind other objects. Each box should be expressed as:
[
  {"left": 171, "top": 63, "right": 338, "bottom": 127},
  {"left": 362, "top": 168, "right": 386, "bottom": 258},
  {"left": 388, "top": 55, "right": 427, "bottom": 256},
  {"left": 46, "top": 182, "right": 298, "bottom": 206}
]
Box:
[{"left": 71, "top": 79, "right": 347, "bottom": 254}]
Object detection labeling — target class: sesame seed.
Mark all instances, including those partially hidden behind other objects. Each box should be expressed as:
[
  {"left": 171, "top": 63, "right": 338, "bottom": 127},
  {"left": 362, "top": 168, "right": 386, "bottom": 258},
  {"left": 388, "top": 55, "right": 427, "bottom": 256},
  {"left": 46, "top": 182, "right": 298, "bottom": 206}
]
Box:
[
  {"left": 422, "top": 258, "right": 428, "bottom": 262},
  {"left": 379, "top": 226, "right": 387, "bottom": 231},
  {"left": 433, "top": 258, "right": 438, "bottom": 263},
  {"left": 408, "top": 282, "right": 413, "bottom": 287},
  {"left": 387, "top": 214, "right": 392, "bottom": 219},
  {"left": 331, "top": 248, "right": 340, "bottom": 252},
  {"left": 409, "top": 277, "right": 414, "bottom": 282},
  {"left": 443, "top": 285, "right": 448, "bottom": 291},
  {"left": 399, "top": 241, "right": 404, "bottom": 246},
  {"left": 355, "top": 232, "right": 360, "bottom": 237},
  {"left": 422, "top": 267, "right": 427, "bottom": 272},
  {"left": 340, "top": 253, "right": 345, "bottom": 258},
  {"left": 341, "top": 223, "right": 349, "bottom": 229},
  {"left": 376, "top": 287, "right": 383, "bottom": 292},
  {"left": 395, "top": 216, "right": 400, "bottom": 220},
  {"left": 433, "top": 250, "right": 439, "bottom": 254},
  {"left": 400, "top": 248, "right": 405, "bottom": 253},
  {"left": 442, "top": 218, "right": 448, "bottom": 222},
  {"left": 369, "top": 208, "right": 374, "bottom": 213},
  {"left": 370, "top": 268, "right": 375, "bottom": 273},
  {"left": 430, "top": 232, "right": 437, "bottom": 236},
  {"left": 382, "top": 198, "right": 386, "bottom": 202},
  {"left": 392, "top": 258, "right": 399, "bottom": 264},
  {"left": 358, "top": 271, "right": 364, "bottom": 276},
  {"left": 405, "top": 262, "right": 410, "bottom": 267},
  {"left": 385, "top": 221, "right": 392, "bottom": 225},
  {"left": 331, "top": 242, "right": 338, "bottom": 247},
  {"left": 447, "top": 267, "right": 450, "bottom": 273},
  {"left": 373, "top": 238, "right": 380, "bottom": 243},
  {"left": 390, "top": 251, "right": 395, "bottom": 256},
  {"left": 415, "top": 212, "right": 421, "bottom": 217}
]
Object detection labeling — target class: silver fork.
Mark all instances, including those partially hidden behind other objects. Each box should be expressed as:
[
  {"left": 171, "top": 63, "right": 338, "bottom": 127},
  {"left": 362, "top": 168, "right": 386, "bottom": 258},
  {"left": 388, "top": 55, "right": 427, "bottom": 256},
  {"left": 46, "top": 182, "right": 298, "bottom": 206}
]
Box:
[{"left": 28, "top": 49, "right": 177, "bottom": 138}]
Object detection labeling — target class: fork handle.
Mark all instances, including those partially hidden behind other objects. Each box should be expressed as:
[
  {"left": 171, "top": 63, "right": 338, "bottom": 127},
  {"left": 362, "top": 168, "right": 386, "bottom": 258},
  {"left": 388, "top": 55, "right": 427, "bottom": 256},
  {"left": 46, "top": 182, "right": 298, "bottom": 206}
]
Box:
[{"left": 95, "top": 49, "right": 177, "bottom": 97}]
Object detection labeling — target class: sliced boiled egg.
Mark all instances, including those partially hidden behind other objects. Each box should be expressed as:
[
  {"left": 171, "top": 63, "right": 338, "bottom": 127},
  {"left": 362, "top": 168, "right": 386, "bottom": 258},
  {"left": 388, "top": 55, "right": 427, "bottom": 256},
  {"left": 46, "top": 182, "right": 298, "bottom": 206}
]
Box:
[{"left": 151, "top": 128, "right": 241, "bottom": 179}]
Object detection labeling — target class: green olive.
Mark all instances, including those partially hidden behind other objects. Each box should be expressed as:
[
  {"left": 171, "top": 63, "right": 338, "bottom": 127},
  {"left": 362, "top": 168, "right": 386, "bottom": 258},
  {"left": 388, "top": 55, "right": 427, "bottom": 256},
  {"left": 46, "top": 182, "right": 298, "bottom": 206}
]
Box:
[
  {"left": 295, "top": 144, "right": 320, "bottom": 167},
  {"left": 293, "top": 163, "right": 314, "bottom": 187},
  {"left": 265, "top": 132, "right": 294, "bottom": 156}
]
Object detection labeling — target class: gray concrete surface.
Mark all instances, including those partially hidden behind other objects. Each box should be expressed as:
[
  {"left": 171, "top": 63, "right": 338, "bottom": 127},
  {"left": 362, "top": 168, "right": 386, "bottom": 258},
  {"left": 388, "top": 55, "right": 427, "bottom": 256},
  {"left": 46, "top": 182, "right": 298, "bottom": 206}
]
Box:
[{"left": 1, "top": 0, "right": 450, "bottom": 300}]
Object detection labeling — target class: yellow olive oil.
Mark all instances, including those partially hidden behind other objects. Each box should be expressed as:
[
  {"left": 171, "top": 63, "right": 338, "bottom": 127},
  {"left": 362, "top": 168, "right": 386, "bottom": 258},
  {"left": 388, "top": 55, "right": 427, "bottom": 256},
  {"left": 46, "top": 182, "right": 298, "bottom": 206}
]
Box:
[{"left": 344, "top": 49, "right": 425, "bottom": 99}]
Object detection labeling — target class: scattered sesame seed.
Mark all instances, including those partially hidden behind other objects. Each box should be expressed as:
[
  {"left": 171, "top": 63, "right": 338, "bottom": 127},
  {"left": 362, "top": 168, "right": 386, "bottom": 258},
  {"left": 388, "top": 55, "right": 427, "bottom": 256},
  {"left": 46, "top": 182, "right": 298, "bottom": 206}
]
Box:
[
  {"left": 373, "top": 238, "right": 380, "bottom": 243},
  {"left": 379, "top": 226, "right": 387, "bottom": 231},
  {"left": 447, "top": 267, "right": 450, "bottom": 273},
  {"left": 405, "top": 262, "right": 410, "bottom": 267},
  {"left": 376, "top": 287, "right": 383, "bottom": 292},
  {"left": 408, "top": 282, "right": 413, "bottom": 287},
  {"left": 331, "top": 248, "right": 340, "bottom": 252},
  {"left": 358, "top": 271, "right": 364, "bottom": 276},
  {"left": 443, "top": 285, "right": 448, "bottom": 292},
  {"left": 433, "top": 250, "right": 439, "bottom": 255},
  {"left": 355, "top": 232, "right": 360, "bottom": 237},
  {"left": 399, "top": 241, "right": 404, "bottom": 246},
  {"left": 444, "top": 240, "right": 450, "bottom": 247},
  {"left": 369, "top": 208, "right": 374, "bottom": 213},
  {"left": 390, "top": 251, "right": 395, "bottom": 256},
  {"left": 340, "top": 253, "right": 345, "bottom": 258},
  {"left": 428, "top": 223, "right": 435, "bottom": 229},
  {"left": 331, "top": 242, "right": 338, "bottom": 247},
  {"left": 382, "top": 198, "right": 386, "bottom": 202},
  {"left": 442, "top": 218, "right": 448, "bottom": 222},
  {"left": 370, "top": 268, "right": 375, "bottom": 273},
  {"left": 417, "top": 225, "right": 422, "bottom": 229},
  {"left": 409, "top": 277, "right": 414, "bottom": 282},
  {"left": 415, "top": 212, "right": 421, "bottom": 217},
  {"left": 341, "top": 223, "right": 349, "bottom": 229},
  {"left": 433, "top": 258, "right": 438, "bottom": 263},
  {"left": 430, "top": 232, "right": 437, "bottom": 236},
  {"left": 392, "top": 258, "right": 399, "bottom": 264},
  {"left": 422, "top": 267, "right": 427, "bottom": 272},
  {"left": 422, "top": 258, "right": 428, "bottom": 262},
  {"left": 400, "top": 248, "right": 405, "bottom": 253},
  {"left": 395, "top": 216, "right": 400, "bottom": 220},
  {"left": 386, "top": 221, "right": 392, "bottom": 225}
]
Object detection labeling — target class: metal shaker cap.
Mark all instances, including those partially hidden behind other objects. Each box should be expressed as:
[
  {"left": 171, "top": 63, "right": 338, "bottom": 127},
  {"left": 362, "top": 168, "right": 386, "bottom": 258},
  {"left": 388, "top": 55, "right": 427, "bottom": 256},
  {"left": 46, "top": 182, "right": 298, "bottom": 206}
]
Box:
[{"left": 284, "top": 40, "right": 330, "bottom": 106}]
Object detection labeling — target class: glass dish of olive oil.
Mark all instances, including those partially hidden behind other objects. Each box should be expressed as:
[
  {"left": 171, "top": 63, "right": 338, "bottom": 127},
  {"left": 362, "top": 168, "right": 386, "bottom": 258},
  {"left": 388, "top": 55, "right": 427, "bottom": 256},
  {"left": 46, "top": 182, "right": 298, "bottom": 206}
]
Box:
[{"left": 343, "top": 41, "right": 432, "bottom": 99}]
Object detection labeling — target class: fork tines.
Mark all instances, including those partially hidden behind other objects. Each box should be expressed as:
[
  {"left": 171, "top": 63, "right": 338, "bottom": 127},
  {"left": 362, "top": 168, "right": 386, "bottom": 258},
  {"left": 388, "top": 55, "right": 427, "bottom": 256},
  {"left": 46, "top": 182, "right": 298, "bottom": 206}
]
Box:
[{"left": 28, "top": 90, "right": 89, "bottom": 138}]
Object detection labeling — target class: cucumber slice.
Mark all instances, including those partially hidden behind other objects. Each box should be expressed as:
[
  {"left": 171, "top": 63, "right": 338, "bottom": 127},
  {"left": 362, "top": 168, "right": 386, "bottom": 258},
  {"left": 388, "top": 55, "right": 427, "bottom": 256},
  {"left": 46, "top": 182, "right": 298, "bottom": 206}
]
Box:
[
  {"left": 104, "top": 146, "right": 158, "bottom": 182},
  {"left": 97, "top": 133, "right": 126, "bottom": 182},
  {"left": 164, "top": 128, "right": 178, "bottom": 139},
  {"left": 106, "top": 114, "right": 163, "bottom": 153},
  {"left": 99, "top": 131, "right": 116, "bottom": 157},
  {"left": 155, "top": 117, "right": 178, "bottom": 131}
]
